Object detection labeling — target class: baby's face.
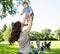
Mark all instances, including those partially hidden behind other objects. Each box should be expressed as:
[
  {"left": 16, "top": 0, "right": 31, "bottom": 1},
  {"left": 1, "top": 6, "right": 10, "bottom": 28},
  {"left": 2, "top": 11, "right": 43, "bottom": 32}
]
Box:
[{"left": 23, "top": 4, "right": 28, "bottom": 8}]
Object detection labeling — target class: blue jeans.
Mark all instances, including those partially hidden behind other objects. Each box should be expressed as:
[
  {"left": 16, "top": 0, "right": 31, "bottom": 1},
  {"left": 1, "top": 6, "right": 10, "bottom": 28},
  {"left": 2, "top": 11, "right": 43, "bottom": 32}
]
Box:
[{"left": 33, "top": 50, "right": 38, "bottom": 54}]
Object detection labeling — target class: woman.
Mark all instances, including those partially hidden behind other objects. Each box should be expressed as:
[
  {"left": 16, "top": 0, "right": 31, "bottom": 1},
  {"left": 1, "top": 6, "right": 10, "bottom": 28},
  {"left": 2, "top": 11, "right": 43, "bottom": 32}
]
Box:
[{"left": 9, "top": 17, "right": 32, "bottom": 54}]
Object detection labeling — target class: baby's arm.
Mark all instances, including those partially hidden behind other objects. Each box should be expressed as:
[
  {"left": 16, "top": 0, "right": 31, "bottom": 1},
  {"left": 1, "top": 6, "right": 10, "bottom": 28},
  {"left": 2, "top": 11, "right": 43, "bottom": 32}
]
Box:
[
  {"left": 21, "top": 18, "right": 28, "bottom": 29},
  {"left": 29, "top": 10, "right": 33, "bottom": 16},
  {"left": 20, "top": 9, "right": 25, "bottom": 15}
]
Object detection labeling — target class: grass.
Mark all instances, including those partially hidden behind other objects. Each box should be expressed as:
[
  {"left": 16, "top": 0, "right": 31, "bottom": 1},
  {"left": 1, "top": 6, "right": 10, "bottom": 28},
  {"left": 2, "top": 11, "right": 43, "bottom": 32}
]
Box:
[
  {"left": 40, "top": 48, "right": 60, "bottom": 54},
  {"left": 0, "top": 41, "right": 60, "bottom": 54}
]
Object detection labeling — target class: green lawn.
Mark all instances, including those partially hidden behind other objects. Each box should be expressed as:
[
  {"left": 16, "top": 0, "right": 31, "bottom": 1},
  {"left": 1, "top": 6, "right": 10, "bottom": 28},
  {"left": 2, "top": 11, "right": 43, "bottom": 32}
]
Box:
[{"left": 0, "top": 41, "right": 60, "bottom": 54}]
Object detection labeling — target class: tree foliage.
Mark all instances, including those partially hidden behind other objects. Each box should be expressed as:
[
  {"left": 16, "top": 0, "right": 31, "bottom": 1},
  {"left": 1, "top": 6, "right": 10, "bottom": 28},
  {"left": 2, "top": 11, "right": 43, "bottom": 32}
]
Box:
[
  {"left": 55, "top": 27, "right": 60, "bottom": 40},
  {"left": 0, "top": 27, "right": 60, "bottom": 41},
  {"left": 29, "top": 31, "right": 40, "bottom": 40},
  {"left": 2, "top": 24, "right": 7, "bottom": 32},
  {"left": 3, "top": 27, "right": 12, "bottom": 41},
  {"left": 0, "top": 30, "right": 3, "bottom": 40},
  {"left": 41, "top": 28, "right": 51, "bottom": 40},
  {"left": 0, "top": 0, "right": 30, "bottom": 19}
]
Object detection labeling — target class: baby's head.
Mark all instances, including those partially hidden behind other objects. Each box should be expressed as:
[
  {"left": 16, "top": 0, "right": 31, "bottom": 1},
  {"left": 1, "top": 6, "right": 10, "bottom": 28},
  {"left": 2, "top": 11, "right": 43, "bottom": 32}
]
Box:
[{"left": 23, "top": 2, "right": 29, "bottom": 8}]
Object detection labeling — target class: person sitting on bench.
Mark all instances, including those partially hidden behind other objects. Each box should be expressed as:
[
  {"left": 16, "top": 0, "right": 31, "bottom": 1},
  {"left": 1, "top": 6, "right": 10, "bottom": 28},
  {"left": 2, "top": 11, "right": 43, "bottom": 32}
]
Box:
[
  {"left": 46, "top": 42, "right": 51, "bottom": 50},
  {"left": 40, "top": 43, "right": 44, "bottom": 51}
]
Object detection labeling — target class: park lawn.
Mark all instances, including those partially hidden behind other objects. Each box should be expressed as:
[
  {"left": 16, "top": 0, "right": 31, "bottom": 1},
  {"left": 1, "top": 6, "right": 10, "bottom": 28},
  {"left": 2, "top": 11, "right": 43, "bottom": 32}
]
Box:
[
  {"left": 0, "top": 41, "right": 60, "bottom": 54},
  {"left": 40, "top": 48, "right": 60, "bottom": 54}
]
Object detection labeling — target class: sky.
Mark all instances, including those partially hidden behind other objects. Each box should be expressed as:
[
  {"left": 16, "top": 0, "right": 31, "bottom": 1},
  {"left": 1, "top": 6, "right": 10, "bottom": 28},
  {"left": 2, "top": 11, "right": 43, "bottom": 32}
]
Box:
[{"left": 0, "top": 0, "right": 60, "bottom": 32}]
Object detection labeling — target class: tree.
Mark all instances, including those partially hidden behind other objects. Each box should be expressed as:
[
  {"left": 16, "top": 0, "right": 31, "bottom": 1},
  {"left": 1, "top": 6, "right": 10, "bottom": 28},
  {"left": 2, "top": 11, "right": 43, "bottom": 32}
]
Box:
[
  {"left": 2, "top": 24, "right": 7, "bottom": 32},
  {"left": 39, "top": 32, "right": 45, "bottom": 40},
  {"left": 29, "top": 31, "right": 40, "bottom": 40},
  {"left": 11, "top": 22, "right": 14, "bottom": 27},
  {"left": 3, "top": 27, "right": 12, "bottom": 41},
  {"left": 0, "top": 30, "right": 3, "bottom": 40},
  {"left": 0, "top": 0, "right": 30, "bottom": 19},
  {"left": 49, "top": 33, "right": 58, "bottom": 40},
  {"left": 55, "top": 27, "right": 60, "bottom": 40},
  {"left": 41, "top": 28, "right": 51, "bottom": 40}
]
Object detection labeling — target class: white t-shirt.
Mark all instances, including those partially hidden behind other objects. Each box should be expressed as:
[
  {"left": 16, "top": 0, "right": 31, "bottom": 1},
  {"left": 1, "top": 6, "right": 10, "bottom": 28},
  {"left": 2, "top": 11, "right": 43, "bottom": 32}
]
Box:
[{"left": 18, "top": 29, "right": 32, "bottom": 54}]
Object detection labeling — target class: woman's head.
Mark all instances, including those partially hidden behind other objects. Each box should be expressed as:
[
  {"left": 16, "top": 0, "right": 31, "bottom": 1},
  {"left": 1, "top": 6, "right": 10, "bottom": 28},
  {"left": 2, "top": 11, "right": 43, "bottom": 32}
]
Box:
[
  {"left": 9, "top": 21, "right": 22, "bottom": 44},
  {"left": 23, "top": 2, "right": 29, "bottom": 8}
]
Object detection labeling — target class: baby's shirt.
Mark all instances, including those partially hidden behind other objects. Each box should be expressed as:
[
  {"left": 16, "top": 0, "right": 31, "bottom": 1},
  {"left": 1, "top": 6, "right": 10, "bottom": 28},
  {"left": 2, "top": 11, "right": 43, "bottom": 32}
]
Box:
[{"left": 22, "top": 6, "right": 33, "bottom": 17}]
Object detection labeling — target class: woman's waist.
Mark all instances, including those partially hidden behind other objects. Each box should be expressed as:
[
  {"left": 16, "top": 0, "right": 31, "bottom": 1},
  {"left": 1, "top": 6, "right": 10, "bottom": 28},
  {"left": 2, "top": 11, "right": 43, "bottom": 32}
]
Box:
[
  {"left": 19, "top": 43, "right": 32, "bottom": 53},
  {"left": 20, "top": 41, "right": 30, "bottom": 49}
]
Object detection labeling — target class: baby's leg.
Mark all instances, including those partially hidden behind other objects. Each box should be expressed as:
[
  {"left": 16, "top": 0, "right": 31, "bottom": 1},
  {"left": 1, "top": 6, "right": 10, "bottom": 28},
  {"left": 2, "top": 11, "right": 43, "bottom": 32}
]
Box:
[
  {"left": 22, "top": 16, "right": 27, "bottom": 24},
  {"left": 28, "top": 16, "right": 33, "bottom": 29},
  {"left": 25, "top": 19, "right": 28, "bottom": 24},
  {"left": 30, "top": 15, "right": 33, "bottom": 22}
]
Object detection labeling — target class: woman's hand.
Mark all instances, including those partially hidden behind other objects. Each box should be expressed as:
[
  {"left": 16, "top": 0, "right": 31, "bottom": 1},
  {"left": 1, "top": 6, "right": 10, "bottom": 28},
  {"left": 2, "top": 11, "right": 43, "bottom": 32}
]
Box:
[
  {"left": 24, "top": 24, "right": 28, "bottom": 26},
  {"left": 20, "top": 13, "right": 23, "bottom": 15}
]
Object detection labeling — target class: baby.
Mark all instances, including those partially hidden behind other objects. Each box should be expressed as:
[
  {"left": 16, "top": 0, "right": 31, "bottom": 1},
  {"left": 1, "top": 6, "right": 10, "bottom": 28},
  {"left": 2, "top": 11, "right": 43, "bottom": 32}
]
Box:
[{"left": 20, "top": 2, "right": 34, "bottom": 25}]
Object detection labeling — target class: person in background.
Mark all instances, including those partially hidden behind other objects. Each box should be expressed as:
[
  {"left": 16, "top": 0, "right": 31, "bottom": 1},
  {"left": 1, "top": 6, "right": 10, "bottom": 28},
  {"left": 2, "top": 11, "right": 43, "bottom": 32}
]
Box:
[
  {"left": 46, "top": 42, "right": 51, "bottom": 50},
  {"left": 30, "top": 42, "right": 38, "bottom": 54},
  {"left": 30, "top": 42, "right": 34, "bottom": 52},
  {"left": 36, "top": 38, "right": 40, "bottom": 51},
  {"left": 44, "top": 41, "right": 47, "bottom": 49},
  {"left": 44, "top": 41, "right": 47, "bottom": 46},
  {"left": 40, "top": 43, "right": 44, "bottom": 51}
]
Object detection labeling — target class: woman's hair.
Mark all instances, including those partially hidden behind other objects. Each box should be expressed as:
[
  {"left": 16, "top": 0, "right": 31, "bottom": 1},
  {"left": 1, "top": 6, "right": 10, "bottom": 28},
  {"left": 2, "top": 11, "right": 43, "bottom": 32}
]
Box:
[
  {"left": 9, "top": 21, "right": 21, "bottom": 44},
  {"left": 23, "top": 2, "right": 28, "bottom": 5}
]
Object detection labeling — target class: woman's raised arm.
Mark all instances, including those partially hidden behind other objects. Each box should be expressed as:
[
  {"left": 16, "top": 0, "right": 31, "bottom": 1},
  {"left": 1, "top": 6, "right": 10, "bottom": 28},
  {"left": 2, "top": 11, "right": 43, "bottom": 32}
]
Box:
[{"left": 27, "top": 16, "right": 33, "bottom": 32}]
